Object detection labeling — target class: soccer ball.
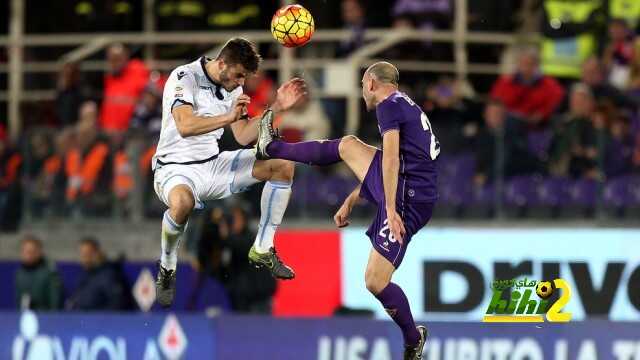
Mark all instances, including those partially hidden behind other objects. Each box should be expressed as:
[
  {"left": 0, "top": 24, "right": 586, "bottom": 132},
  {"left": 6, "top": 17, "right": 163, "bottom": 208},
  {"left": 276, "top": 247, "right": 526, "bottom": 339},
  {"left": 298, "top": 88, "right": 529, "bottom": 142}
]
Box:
[
  {"left": 271, "top": 4, "right": 315, "bottom": 48},
  {"left": 536, "top": 281, "right": 555, "bottom": 299}
]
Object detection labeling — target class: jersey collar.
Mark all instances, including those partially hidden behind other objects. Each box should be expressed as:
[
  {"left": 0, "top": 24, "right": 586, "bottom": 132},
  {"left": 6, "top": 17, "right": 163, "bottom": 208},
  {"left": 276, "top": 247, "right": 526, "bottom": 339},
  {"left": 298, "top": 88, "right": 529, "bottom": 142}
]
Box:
[
  {"left": 200, "top": 56, "right": 222, "bottom": 87},
  {"left": 200, "top": 56, "right": 225, "bottom": 100}
]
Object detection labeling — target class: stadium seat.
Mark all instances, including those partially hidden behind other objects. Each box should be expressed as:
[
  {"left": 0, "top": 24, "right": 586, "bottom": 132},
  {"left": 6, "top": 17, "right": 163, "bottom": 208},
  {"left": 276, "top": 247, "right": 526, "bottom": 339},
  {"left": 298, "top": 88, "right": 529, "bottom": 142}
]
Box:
[{"left": 538, "top": 177, "right": 571, "bottom": 207}]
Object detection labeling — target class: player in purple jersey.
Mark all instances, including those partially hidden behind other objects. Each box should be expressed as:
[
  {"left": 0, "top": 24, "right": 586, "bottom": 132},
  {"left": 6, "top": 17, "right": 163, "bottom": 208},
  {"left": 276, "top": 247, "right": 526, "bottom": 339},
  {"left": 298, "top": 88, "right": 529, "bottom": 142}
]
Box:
[{"left": 254, "top": 62, "right": 439, "bottom": 360}]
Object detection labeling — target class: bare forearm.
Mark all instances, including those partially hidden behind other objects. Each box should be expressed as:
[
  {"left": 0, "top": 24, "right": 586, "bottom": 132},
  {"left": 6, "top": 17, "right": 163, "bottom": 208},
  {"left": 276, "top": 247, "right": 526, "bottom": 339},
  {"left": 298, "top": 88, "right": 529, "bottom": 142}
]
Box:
[
  {"left": 233, "top": 116, "right": 260, "bottom": 145},
  {"left": 344, "top": 184, "right": 362, "bottom": 209},
  {"left": 177, "top": 112, "right": 234, "bottom": 137},
  {"left": 382, "top": 153, "right": 400, "bottom": 211}
]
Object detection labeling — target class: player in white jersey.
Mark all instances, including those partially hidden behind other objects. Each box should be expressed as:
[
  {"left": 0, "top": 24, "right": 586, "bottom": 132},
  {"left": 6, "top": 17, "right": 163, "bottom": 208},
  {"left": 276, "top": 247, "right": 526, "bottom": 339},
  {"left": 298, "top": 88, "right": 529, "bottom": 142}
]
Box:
[{"left": 152, "top": 38, "right": 307, "bottom": 307}]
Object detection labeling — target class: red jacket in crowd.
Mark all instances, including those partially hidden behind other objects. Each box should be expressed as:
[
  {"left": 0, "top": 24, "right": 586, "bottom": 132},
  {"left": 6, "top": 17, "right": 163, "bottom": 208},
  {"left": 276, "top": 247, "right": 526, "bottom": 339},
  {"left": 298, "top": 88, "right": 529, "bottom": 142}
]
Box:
[
  {"left": 490, "top": 73, "right": 565, "bottom": 122},
  {"left": 99, "top": 59, "right": 150, "bottom": 132}
]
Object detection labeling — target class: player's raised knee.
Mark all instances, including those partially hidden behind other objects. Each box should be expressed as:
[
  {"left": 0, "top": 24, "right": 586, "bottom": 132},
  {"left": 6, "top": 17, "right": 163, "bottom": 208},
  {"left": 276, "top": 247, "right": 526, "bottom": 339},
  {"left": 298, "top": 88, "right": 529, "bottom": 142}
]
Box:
[
  {"left": 271, "top": 159, "right": 295, "bottom": 182},
  {"left": 167, "top": 186, "right": 194, "bottom": 223},
  {"left": 338, "top": 135, "right": 360, "bottom": 156}
]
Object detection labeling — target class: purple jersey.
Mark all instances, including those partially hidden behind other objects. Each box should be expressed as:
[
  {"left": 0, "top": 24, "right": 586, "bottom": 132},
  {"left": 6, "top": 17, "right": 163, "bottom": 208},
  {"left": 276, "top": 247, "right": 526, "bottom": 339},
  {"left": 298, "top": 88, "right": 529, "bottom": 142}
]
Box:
[{"left": 376, "top": 91, "right": 440, "bottom": 202}]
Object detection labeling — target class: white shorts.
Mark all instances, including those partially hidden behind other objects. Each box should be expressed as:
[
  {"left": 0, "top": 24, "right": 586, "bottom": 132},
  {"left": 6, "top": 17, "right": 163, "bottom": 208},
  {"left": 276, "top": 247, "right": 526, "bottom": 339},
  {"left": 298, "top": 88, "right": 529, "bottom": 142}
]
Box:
[{"left": 153, "top": 149, "right": 259, "bottom": 209}]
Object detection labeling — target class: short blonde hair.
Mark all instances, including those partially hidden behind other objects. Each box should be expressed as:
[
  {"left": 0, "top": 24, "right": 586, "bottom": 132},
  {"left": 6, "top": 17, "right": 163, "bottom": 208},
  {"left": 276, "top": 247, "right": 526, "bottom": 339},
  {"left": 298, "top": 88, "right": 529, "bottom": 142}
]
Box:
[{"left": 366, "top": 61, "right": 399, "bottom": 85}]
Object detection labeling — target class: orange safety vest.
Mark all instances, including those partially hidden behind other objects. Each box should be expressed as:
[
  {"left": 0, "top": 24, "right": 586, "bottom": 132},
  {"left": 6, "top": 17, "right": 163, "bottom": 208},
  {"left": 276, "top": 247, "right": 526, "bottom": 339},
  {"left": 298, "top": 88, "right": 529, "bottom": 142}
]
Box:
[
  {"left": 139, "top": 144, "right": 157, "bottom": 177},
  {"left": 65, "top": 143, "right": 109, "bottom": 201},
  {"left": 0, "top": 153, "right": 22, "bottom": 188},
  {"left": 44, "top": 155, "right": 62, "bottom": 176},
  {"left": 100, "top": 59, "right": 150, "bottom": 132},
  {"left": 113, "top": 150, "right": 134, "bottom": 199}
]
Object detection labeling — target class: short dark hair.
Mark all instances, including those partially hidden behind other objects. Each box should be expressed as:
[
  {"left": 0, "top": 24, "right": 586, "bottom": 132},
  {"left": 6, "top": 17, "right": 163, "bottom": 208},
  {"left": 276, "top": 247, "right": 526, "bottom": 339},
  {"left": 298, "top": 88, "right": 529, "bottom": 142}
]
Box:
[
  {"left": 487, "top": 98, "right": 505, "bottom": 107},
  {"left": 217, "top": 38, "right": 262, "bottom": 73},
  {"left": 79, "top": 236, "right": 101, "bottom": 251},
  {"left": 21, "top": 234, "right": 43, "bottom": 249}
]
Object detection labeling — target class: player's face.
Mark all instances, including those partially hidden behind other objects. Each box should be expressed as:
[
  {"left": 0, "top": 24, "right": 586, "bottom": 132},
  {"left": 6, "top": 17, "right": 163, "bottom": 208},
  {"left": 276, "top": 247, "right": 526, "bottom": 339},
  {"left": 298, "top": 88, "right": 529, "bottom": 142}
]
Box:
[
  {"left": 361, "top": 73, "right": 375, "bottom": 110},
  {"left": 219, "top": 62, "right": 250, "bottom": 92}
]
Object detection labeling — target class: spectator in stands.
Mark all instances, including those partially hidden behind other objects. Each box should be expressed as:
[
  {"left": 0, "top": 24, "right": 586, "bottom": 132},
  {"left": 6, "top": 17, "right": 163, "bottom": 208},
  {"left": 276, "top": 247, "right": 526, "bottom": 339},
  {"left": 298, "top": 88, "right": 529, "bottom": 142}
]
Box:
[
  {"left": 581, "top": 56, "right": 638, "bottom": 110},
  {"left": 628, "top": 39, "right": 640, "bottom": 97},
  {"left": 392, "top": 0, "right": 452, "bottom": 30},
  {"left": 193, "top": 207, "right": 225, "bottom": 278},
  {"left": 540, "top": 0, "right": 604, "bottom": 79},
  {"left": 99, "top": 44, "right": 150, "bottom": 134},
  {"left": 490, "top": 48, "right": 565, "bottom": 127},
  {"left": 15, "top": 235, "right": 63, "bottom": 310},
  {"left": 336, "top": 0, "right": 366, "bottom": 57},
  {"left": 130, "top": 84, "right": 163, "bottom": 138},
  {"left": 603, "top": 19, "right": 635, "bottom": 89},
  {"left": 633, "top": 119, "right": 640, "bottom": 171},
  {"left": 600, "top": 112, "right": 634, "bottom": 177},
  {"left": 26, "top": 132, "right": 53, "bottom": 217},
  {"left": 111, "top": 133, "right": 134, "bottom": 202},
  {"left": 190, "top": 203, "right": 276, "bottom": 313},
  {"left": 55, "top": 63, "right": 87, "bottom": 127},
  {"left": 423, "top": 76, "right": 475, "bottom": 153},
  {"left": 39, "top": 128, "right": 75, "bottom": 216},
  {"left": 608, "top": 0, "right": 640, "bottom": 34},
  {"left": 218, "top": 203, "right": 276, "bottom": 313},
  {"left": 474, "top": 100, "right": 541, "bottom": 186},
  {"left": 279, "top": 87, "right": 331, "bottom": 142},
  {"left": 0, "top": 124, "right": 22, "bottom": 232},
  {"left": 243, "top": 71, "right": 276, "bottom": 118},
  {"left": 66, "top": 237, "right": 131, "bottom": 311},
  {"left": 388, "top": 0, "right": 452, "bottom": 61},
  {"left": 66, "top": 102, "right": 113, "bottom": 214},
  {"left": 549, "top": 83, "right": 598, "bottom": 178}
]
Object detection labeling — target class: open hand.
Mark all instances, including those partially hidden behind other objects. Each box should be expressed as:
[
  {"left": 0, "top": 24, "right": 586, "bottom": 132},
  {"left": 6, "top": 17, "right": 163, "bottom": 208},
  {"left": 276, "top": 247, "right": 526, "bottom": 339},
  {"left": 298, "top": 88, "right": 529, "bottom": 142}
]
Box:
[
  {"left": 386, "top": 208, "right": 406, "bottom": 245},
  {"left": 272, "top": 78, "right": 308, "bottom": 113}
]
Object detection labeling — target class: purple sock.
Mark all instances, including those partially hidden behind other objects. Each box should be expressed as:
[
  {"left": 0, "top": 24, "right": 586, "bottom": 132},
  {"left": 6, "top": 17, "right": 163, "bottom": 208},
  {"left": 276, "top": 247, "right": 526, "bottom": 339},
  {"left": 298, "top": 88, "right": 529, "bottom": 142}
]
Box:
[
  {"left": 375, "top": 282, "right": 420, "bottom": 346},
  {"left": 266, "top": 139, "right": 341, "bottom": 166}
]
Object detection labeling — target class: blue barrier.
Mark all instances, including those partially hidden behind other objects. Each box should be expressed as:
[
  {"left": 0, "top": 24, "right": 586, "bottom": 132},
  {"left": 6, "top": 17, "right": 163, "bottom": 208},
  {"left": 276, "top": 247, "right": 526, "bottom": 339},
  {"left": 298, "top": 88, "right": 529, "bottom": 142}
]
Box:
[
  {"left": 2, "top": 312, "right": 214, "bottom": 360},
  {"left": 0, "top": 261, "right": 231, "bottom": 312},
  {"left": 2, "top": 312, "right": 640, "bottom": 360}
]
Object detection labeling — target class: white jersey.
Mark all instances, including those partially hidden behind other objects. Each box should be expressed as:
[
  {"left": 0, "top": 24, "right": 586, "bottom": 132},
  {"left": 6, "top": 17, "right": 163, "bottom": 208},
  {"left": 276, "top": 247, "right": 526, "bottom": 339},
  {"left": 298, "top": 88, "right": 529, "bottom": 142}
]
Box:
[{"left": 153, "top": 57, "right": 242, "bottom": 167}]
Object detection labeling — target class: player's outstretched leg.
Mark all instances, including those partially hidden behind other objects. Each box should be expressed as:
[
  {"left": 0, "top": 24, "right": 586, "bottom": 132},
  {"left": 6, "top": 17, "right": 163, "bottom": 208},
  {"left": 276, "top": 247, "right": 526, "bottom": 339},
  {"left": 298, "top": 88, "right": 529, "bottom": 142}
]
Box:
[
  {"left": 366, "top": 249, "right": 427, "bottom": 360},
  {"left": 256, "top": 109, "right": 342, "bottom": 165},
  {"left": 248, "top": 158, "right": 296, "bottom": 280},
  {"left": 256, "top": 109, "right": 376, "bottom": 182},
  {"left": 156, "top": 185, "right": 193, "bottom": 307}
]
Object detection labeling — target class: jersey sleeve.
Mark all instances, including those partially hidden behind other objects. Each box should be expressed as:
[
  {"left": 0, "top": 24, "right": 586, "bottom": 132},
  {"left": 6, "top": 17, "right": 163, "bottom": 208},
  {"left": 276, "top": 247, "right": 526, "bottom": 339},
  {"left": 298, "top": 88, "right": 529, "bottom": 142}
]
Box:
[
  {"left": 376, "top": 100, "right": 402, "bottom": 134},
  {"left": 170, "top": 69, "right": 197, "bottom": 111}
]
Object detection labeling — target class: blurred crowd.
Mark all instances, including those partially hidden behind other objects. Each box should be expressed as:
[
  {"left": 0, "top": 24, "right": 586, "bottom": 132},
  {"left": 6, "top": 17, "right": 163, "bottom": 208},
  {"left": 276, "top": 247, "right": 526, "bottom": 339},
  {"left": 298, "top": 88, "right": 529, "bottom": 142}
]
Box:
[
  {"left": 13, "top": 202, "right": 277, "bottom": 313},
  {"left": 1, "top": 0, "right": 640, "bottom": 229},
  {"left": 15, "top": 234, "right": 134, "bottom": 311}
]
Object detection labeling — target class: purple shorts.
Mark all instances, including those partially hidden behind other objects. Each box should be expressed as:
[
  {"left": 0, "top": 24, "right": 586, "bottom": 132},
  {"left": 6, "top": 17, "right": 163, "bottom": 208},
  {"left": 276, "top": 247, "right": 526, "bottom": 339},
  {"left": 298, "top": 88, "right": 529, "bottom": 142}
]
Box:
[{"left": 359, "top": 151, "right": 435, "bottom": 268}]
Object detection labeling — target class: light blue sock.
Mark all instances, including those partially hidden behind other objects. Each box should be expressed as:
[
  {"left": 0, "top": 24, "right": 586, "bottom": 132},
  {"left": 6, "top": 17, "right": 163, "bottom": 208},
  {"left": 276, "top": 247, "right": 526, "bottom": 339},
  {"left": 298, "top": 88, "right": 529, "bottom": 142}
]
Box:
[
  {"left": 254, "top": 181, "right": 292, "bottom": 253},
  {"left": 161, "top": 210, "right": 186, "bottom": 270}
]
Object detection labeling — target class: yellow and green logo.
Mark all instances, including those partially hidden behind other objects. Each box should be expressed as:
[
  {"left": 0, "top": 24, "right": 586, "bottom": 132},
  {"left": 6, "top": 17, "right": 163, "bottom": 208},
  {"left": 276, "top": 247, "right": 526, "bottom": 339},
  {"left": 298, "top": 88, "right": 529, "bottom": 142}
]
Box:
[{"left": 482, "top": 278, "right": 572, "bottom": 323}]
